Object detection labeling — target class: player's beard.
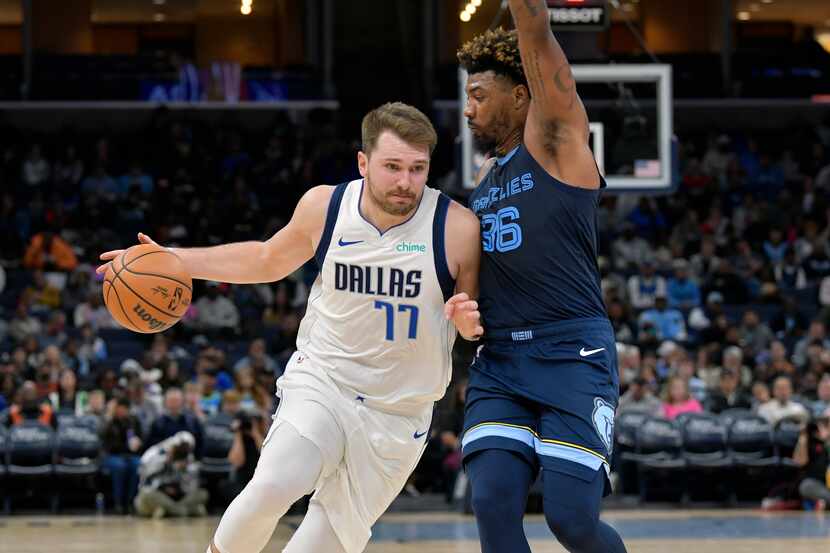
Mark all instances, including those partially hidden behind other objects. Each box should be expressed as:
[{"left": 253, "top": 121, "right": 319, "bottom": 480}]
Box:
[
  {"left": 365, "top": 174, "right": 418, "bottom": 217},
  {"left": 470, "top": 106, "right": 512, "bottom": 155}
]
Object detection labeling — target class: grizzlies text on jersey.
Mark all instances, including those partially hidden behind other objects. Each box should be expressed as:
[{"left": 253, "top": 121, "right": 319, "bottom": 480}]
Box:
[{"left": 468, "top": 144, "right": 607, "bottom": 331}]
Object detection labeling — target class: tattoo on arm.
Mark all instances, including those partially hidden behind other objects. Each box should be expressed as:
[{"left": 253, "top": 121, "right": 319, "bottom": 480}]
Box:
[
  {"left": 553, "top": 64, "right": 577, "bottom": 110},
  {"left": 526, "top": 50, "right": 547, "bottom": 101}
]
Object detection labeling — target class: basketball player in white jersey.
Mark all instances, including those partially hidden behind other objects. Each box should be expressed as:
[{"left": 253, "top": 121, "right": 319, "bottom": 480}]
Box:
[{"left": 97, "top": 102, "right": 483, "bottom": 553}]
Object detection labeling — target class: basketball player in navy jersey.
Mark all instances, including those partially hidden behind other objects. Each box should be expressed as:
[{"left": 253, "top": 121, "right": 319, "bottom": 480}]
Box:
[
  {"left": 448, "top": 1, "right": 628, "bottom": 551},
  {"left": 99, "top": 103, "right": 484, "bottom": 553}
]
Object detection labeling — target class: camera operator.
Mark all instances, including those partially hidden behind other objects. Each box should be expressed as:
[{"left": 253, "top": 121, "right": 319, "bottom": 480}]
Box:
[
  {"left": 219, "top": 409, "right": 266, "bottom": 504},
  {"left": 134, "top": 431, "right": 209, "bottom": 518},
  {"left": 793, "top": 416, "right": 830, "bottom": 509}
]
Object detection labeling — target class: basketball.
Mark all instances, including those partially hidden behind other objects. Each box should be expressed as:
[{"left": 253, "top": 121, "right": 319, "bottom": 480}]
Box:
[{"left": 102, "top": 243, "right": 192, "bottom": 334}]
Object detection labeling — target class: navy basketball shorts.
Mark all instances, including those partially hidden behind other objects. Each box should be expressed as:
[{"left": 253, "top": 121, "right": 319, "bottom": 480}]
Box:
[{"left": 461, "top": 317, "right": 619, "bottom": 494}]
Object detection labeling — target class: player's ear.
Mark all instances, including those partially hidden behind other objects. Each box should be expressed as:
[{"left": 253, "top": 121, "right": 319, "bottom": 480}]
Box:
[
  {"left": 513, "top": 84, "right": 530, "bottom": 110},
  {"left": 357, "top": 151, "right": 369, "bottom": 177}
]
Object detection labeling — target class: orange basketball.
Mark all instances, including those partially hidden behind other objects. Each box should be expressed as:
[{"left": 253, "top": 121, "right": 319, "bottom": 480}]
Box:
[{"left": 102, "top": 243, "right": 193, "bottom": 334}]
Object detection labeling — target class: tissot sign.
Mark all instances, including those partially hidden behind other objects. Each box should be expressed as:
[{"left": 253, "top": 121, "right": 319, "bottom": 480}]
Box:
[{"left": 547, "top": 0, "right": 609, "bottom": 31}]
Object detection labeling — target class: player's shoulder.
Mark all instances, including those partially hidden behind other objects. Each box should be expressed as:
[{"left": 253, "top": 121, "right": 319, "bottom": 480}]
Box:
[
  {"left": 293, "top": 185, "right": 339, "bottom": 230},
  {"left": 444, "top": 199, "right": 480, "bottom": 240},
  {"left": 475, "top": 157, "right": 497, "bottom": 186}
]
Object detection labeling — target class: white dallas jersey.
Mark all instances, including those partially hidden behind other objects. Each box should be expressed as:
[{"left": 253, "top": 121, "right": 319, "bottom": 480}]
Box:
[{"left": 294, "top": 179, "right": 457, "bottom": 415}]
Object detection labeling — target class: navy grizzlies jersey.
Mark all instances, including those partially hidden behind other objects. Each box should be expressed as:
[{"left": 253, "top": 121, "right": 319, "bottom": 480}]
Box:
[{"left": 469, "top": 144, "right": 607, "bottom": 331}]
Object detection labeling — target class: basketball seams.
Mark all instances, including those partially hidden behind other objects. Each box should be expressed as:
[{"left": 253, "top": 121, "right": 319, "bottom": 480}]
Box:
[
  {"left": 123, "top": 250, "right": 192, "bottom": 292},
  {"left": 107, "top": 279, "right": 142, "bottom": 333},
  {"left": 111, "top": 271, "right": 181, "bottom": 319},
  {"left": 122, "top": 267, "right": 192, "bottom": 293},
  {"left": 104, "top": 245, "right": 191, "bottom": 333}
]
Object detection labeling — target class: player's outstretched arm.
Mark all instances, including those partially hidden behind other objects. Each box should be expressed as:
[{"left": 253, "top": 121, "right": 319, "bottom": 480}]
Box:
[
  {"left": 507, "top": 0, "right": 598, "bottom": 188},
  {"left": 444, "top": 202, "right": 483, "bottom": 340},
  {"left": 97, "top": 186, "right": 333, "bottom": 284}
]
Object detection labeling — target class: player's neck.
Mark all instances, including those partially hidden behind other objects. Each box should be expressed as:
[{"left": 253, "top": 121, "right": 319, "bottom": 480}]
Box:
[
  {"left": 494, "top": 128, "right": 523, "bottom": 158},
  {"left": 360, "top": 195, "right": 411, "bottom": 234}
]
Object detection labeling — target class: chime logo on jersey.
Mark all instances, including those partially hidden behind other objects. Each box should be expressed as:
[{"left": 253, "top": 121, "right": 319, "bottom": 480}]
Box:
[
  {"left": 334, "top": 262, "right": 422, "bottom": 298},
  {"left": 395, "top": 241, "right": 427, "bottom": 254}
]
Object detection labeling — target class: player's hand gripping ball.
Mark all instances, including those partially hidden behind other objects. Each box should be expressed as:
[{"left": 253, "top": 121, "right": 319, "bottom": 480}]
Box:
[{"left": 101, "top": 243, "right": 192, "bottom": 333}]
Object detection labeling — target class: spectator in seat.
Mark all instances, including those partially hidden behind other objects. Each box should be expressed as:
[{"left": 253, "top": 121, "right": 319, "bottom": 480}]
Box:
[
  {"left": 233, "top": 365, "right": 273, "bottom": 415},
  {"left": 793, "top": 321, "right": 830, "bottom": 367},
  {"left": 811, "top": 375, "right": 830, "bottom": 418},
  {"left": 793, "top": 417, "right": 830, "bottom": 508},
  {"left": 688, "top": 291, "right": 725, "bottom": 337},
  {"left": 198, "top": 366, "right": 222, "bottom": 417},
  {"left": 757, "top": 376, "right": 809, "bottom": 425},
  {"left": 23, "top": 231, "right": 78, "bottom": 272},
  {"left": 192, "top": 281, "right": 240, "bottom": 338},
  {"left": 661, "top": 376, "right": 703, "bottom": 420},
  {"left": 618, "top": 376, "right": 663, "bottom": 416},
  {"left": 7, "top": 380, "right": 55, "bottom": 427},
  {"left": 667, "top": 258, "right": 701, "bottom": 310},
  {"left": 738, "top": 309, "right": 774, "bottom": 359},
  {"left": 101, "top": 397, "right": 144, "bottom": 514},
  {"left": 233, "top": 338, "right": 278, "bottom": 374},
  {"left": 56, "top": 368, "right": 81, "bottom": 413},
  {"left": 627, "top": 257, "right": 666, "bottom": 310},
  {"left": 706, "top": 368, "right": 752, "bottom": 414},
  {"left": 612, "top": 223, "right": 652, "bottom": 271},
  {"left": 23, "top": 270, "right": 62, "bottom": 313},
  {"left": 74, "top": 291, "right": 116, "bottom": 331},
  {"left": 775, "top": 249, "right": 807, "bottom": 291},
  {"left": 771, "top": 296, "right": 809, "bottom": 341},
  {"left": 21, "top": 144, "right": 50, "bottom": 188},
  {"left": 638, "top": 294, "right": 687, "bottom": 342},
  {"left": 145, "top": 387, "right": 204, "bottom": 457},
  {"left": 183, "top": 381, "right": 207, "bottom": 421},
  {"left": 802, "top": 240, "right": 830, "bottom": 283}
]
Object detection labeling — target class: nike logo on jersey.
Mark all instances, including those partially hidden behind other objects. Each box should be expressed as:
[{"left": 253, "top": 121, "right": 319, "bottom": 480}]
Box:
[
  {"left": 580, "top": 347, "right": 605, "bottom": 357},
  {"left": 338, "top": 237, "right": 363, "bottom": 247},
  {"left": 414, "top": 430, "right": 427, "bottom": 439}
]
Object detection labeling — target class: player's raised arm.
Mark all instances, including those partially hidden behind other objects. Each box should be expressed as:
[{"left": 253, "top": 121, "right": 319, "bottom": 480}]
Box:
[
  {"left": 98, "top": 185, "right": 332, "bottom": 284},
  {"left": 507, "top": 0, "right": 598, "bottom": 187}
]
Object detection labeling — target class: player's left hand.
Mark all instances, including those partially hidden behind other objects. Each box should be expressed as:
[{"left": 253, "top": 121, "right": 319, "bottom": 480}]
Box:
[{"left": 445, "top": 292, "right": 483, "bottom": 341}]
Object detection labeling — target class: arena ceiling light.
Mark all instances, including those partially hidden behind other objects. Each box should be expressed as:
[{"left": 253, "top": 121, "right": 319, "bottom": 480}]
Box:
[
  {"left": 460, "top": 0, "right": 484, "bottom": 22},
  {"left": 241, "top": 0, "right": 252, "bottom": 15}
]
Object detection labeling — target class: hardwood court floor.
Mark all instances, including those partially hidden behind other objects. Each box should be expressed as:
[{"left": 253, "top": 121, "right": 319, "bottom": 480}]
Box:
[{"left": 0, "top": 510, "right": 828, "bottom": 552}]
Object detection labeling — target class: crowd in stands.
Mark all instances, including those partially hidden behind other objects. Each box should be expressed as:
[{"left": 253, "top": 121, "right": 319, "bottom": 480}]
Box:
[{"left": 1, "top": 109, "right": 830, "bottom": 513}]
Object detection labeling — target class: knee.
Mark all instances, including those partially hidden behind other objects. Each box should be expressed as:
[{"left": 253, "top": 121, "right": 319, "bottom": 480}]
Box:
[
  {"left": 244, "top": 472, "right": 313, "bottom": 508},
  {"left": 470, "top": 475, "right": 526, "bottom": 524},
  {"left": 544, "top": 505, "right": 598, "bottom": 549}
]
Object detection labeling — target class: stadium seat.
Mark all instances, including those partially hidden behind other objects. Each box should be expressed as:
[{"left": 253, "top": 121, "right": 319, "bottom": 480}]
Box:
[
  {"left": 680, "top": 413, "right": 733, "bottom": 502},
  {"left": 5, "top": 421, "right": 56, "bottom": 512},
  {"left": 727, "top": 416, "right": 777, "bottom": 468},
  {"left": 75, "top": 414, "right": 102, "bottom": 433},
  {"left": 718, "top": 408, "right": 754, "bottom": 427},
  {"left": 680, "top": 413, "right": 732, "bottom": 468},
  {"left": 614, "top": 410, "right": 650, "bottom": 495},
  {"left": 622, "top": 417, "right": 685, "bottom": 502},
  {"left": 53, "top": 424, "right": 101, "bottom": 510}
]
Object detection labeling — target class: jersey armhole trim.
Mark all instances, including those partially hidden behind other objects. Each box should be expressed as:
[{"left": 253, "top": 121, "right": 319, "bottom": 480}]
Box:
[
  {"left": 432, "top": 193, "right": 455, "bottom": 302},
  {"left": 314, "top": 182, "right": 349, "bottom": 269}
]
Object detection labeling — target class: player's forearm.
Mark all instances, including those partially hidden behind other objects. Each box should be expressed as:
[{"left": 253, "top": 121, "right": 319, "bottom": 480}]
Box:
[
  {"left": 169, "top": 241, "right": 273, "bottom": 284},
  {"left": 508, "top": 0, "right": 553, "bottom": 40}
]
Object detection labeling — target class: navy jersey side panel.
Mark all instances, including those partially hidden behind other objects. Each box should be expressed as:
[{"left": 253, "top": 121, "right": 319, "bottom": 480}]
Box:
[{"left": 468, "top": 145, "right": 607, "bottom": 330}]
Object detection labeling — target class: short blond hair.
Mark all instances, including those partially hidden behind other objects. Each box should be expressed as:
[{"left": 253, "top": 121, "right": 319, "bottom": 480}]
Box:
[{"left": 361, "top": 102, "right": 437, "bottom": 156}]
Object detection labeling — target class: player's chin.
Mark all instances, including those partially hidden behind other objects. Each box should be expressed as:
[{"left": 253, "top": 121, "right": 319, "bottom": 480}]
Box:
[{"left": 385, "top": 197, "right": 416, "bottom": 215}]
